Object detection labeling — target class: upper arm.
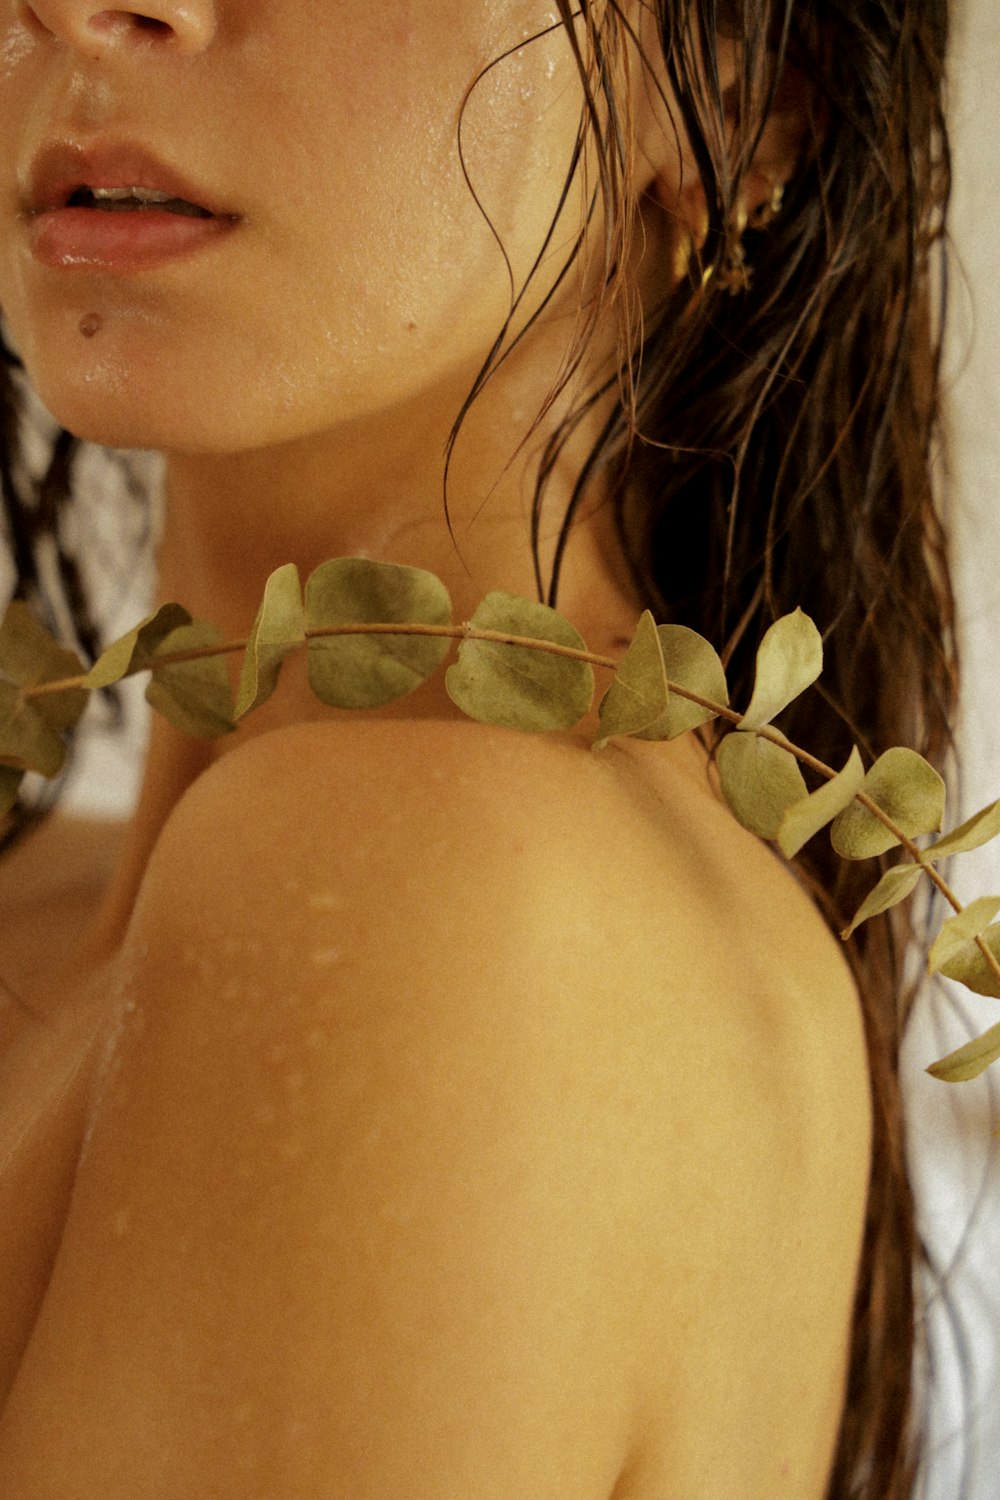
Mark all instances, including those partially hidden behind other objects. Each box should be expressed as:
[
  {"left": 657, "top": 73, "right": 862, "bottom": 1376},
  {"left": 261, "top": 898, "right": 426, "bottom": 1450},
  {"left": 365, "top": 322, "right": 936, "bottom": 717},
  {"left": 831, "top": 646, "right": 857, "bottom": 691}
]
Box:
[{"left": 0, "top": 720, "right": 871, "bottom": 1499}]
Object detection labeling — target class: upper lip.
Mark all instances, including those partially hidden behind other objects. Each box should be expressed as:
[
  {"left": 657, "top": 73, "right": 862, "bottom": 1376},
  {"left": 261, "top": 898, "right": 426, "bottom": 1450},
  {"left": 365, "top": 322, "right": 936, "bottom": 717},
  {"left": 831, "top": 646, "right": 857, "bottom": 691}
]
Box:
[{"left": 24, "top": 141, "right": 234, "bottom": 218}]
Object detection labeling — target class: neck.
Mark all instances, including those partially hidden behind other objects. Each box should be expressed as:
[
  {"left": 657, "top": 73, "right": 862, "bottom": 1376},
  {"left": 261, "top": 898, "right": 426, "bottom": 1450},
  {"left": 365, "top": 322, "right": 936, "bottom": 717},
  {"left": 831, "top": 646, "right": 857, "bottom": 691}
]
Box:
[
  {"left": 94, "top": 341, "right": 639, "bottom": 945},
  {"left": 155, "top": 335, "right": 627, "bottom": 633}
]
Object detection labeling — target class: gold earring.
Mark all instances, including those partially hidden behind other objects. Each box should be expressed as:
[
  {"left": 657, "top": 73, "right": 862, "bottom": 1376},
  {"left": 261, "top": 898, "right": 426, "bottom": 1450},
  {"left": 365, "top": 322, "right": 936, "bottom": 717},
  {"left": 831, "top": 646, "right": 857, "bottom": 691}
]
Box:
[
  {"left": 714, "top": 200, "right": 752, "bottom": 293},
  {"left": 712, "top": 181, "right": 785, "bottom": 294},
  {"left": 674, "top": 203, "right": 711, "bottom": 285},
  {"left": 717, "top": 231, "right": 751, "bottom": 293},
  {"left": 749, "top": 180, "right": 785, "bottom": 231}
]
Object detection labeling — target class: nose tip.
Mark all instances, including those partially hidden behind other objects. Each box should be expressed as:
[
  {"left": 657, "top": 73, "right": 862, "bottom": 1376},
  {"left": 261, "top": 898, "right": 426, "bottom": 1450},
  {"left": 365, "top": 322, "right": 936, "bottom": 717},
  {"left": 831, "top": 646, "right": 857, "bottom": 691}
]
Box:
[{"left": 20, "top": 3, "right": 216, "bottom": 56}]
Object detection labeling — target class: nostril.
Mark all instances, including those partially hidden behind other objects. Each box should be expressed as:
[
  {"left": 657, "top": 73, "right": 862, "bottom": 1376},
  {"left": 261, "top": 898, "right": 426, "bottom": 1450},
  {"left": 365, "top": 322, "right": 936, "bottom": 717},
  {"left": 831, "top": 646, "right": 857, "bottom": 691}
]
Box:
[
  {"left": 88, "top": 11, "right": 175, "bottom": 40},
  {"left": 131, "top": 15, "right": 173, "bottom": 36},
  {"left": 22, "top": 3, "right": 214, "bottom": 55}
]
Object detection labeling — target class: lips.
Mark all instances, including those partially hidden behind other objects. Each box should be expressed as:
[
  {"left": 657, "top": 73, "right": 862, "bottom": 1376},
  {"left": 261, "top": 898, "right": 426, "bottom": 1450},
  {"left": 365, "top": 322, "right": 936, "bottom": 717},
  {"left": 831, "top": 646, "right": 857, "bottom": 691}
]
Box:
[
  {"left": 26, "top": 140, "right": 230, "bottom": 217},
  {"left": 23, "top": 140, "right": 239, "bottom": 272}
]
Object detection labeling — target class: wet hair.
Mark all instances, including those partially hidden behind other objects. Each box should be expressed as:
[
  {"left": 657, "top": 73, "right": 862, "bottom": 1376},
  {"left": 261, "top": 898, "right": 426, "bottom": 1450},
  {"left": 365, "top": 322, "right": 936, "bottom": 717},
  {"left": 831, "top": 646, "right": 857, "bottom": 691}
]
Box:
[
  {"left": 1, "top": 1, "right": 955, "bottom": 1496},
  {"left": 457, "top": 2, "right": 954, "bottom": 1496}
]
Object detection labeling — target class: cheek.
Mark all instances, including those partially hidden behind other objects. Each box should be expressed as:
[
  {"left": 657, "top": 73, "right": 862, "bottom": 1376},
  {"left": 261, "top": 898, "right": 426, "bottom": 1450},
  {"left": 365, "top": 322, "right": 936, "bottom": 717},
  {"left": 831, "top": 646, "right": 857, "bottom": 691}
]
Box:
[
  {"left": 272, "top": 13, "right": 585, "bottom": 314},
  {"left": 0, "top": 7, "right": 589, "bottom": 454}
]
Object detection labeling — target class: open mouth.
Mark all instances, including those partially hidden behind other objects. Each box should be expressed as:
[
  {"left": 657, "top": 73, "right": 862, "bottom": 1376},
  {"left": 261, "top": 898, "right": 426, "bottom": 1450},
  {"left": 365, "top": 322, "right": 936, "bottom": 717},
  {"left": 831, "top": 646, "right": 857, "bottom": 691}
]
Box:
[{"left": 65, "top": 186, "right": 214, "bottom": 219}]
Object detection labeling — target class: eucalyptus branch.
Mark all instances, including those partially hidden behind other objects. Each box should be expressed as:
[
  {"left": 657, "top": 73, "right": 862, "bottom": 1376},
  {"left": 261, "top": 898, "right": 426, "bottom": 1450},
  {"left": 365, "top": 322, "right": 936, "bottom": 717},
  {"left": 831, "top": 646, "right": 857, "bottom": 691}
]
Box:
[
  {"left": 20, "top": 619, "right": 620, "bottom": 695},
  {"left": 3, "top": 559, "right": 1000, "bottom": 1083}
]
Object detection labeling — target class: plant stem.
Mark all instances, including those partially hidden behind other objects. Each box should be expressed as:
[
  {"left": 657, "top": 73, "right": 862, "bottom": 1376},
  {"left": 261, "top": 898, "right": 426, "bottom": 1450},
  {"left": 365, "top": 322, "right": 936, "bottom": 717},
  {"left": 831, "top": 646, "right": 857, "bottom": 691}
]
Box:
[{"left": 15, "top": 618, "right": 1000, "bottom": 997}]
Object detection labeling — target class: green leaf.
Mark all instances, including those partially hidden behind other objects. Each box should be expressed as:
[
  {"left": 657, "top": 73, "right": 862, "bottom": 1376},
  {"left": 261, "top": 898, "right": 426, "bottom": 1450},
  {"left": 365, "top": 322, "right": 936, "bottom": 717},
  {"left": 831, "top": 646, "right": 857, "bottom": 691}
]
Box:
[
  {"left": 595, "top": 611, "right": 668, "bottom": 748},
  {"left": 925, "top": 798, "right": 1000, "bottom": 861},
  {"left": 739, "top": 610, "right": 823, "bottom": 731},
  {"left": 0, "top": 601, "right": 87, "bottom": 733},
  {"left": 84, "top": 603, "right": 193, "bottom": 689},
  {"left": 235, "top": 563, "right": 305, "bottom": 720},
  {"left": 841, "top": 863, "right": 924, "bottom": 939},
  {"left": 145, "top": 621, "right": 235, "bottom": 739},
  {"left": 0, "top": 600, "right": 81, "bottom": 685},
  {"left": 0, "top": 765, "right": 23, "bottom": 817},
  {"left": 635, "top": 625, "right": 730, "bottom": 740},
  {"left": 830, "top": 747, "right": 946, "bottom": 860},
  {"left": 929, "top": 897, "right": 1000, "bottom": 976},
  {"left": 927, "top": 1020, "right": 1000, "bottom": 1083},
  {"left": 305, "top": 558, "right": 452, "bottom": 709},
  {"left": 716, "top": 730, "right": 808, "bottom": 840},
  {"left": 933, "top": 920, "right": 1000, "bottom": 999},
  {"left": 0, "top": 680, "right": 68, "bottom": 777},
  {"left": 446, "top": 592, "right": 594, "bottom": 732},
  {"left": 778, "top": 746, "right": 866, "bottom": 859}
]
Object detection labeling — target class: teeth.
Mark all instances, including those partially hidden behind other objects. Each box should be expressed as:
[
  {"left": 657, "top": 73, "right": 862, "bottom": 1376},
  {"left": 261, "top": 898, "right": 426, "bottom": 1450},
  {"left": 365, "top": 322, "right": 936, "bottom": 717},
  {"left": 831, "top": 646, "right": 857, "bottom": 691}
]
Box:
[
  {"left": 92, "top": 187, "right": 174, "bottom": 204},
  {"left": 67, "top": 185, "right": 213, "bottom": 218}
]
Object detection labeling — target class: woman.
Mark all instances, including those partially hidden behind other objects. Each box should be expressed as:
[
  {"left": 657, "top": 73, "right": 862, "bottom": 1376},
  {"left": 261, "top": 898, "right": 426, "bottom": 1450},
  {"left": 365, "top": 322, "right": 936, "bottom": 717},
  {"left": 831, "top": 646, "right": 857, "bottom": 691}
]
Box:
[{"left": 0, "top": 2, "right": 953, "bottom": 1497}]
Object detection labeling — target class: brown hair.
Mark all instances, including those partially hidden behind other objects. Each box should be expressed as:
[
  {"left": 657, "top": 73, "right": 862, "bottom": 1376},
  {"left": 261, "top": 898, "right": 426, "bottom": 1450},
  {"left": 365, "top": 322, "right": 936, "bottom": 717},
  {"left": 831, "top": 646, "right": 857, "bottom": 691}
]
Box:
[
  {"left": 1, "top": 2, "right": 956, "bottom": 1494},
  {"left": 462, "top": 2, "right": 954, "bottom": 1495}
]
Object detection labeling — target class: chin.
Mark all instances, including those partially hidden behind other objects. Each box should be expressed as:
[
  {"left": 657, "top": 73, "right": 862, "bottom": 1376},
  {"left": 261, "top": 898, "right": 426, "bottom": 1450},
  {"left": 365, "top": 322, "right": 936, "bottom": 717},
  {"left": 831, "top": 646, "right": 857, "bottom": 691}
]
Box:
[
  {"left": 5, "top": 297, "right": 250, "bottom": 453},
  {"left": 30, "top": 375, "right": 209, "bottom": 452},
  {"left": 22, "top": 350, "right": 257, "bottom": 455}
]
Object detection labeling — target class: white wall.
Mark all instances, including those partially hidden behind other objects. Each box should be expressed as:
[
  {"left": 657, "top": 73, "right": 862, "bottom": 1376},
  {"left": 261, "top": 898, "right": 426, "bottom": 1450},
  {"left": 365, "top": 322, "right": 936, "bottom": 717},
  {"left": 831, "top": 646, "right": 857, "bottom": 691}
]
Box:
[{"left": 903, "top": 2, "right": 1000, "bottom": 1493}]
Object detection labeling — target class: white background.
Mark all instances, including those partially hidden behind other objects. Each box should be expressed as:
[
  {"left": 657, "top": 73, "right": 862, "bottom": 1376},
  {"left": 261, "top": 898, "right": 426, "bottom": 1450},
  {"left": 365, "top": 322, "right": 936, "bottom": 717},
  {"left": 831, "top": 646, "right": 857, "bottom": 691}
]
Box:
[{"left": 902, "top": 3, "right": 1000, "bottom": 1495}]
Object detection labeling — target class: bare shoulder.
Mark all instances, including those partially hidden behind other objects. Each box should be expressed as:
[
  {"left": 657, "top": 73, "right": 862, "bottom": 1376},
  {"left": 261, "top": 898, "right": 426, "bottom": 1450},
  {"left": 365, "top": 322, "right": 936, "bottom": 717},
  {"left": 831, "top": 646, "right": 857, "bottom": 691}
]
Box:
[
  {"left": 0, "top": 718, "right": 871, "bottom": 1499},
  {"left": 144, "top": 714, "right": 870, "bottom": 1150},
  {"left": 130, "top": 714, "right": 871, "bottom": 1142}
]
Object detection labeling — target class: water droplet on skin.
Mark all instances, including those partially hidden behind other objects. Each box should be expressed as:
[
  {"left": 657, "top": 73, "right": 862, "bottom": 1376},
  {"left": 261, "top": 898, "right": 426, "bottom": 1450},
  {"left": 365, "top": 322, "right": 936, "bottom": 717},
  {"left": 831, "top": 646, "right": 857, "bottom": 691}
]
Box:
[
  {"left": 308, "top": 890, "right": 340, "bottom": 912},
  {"left": 79, "top": 313, "right": 103, "bottom": 338}
]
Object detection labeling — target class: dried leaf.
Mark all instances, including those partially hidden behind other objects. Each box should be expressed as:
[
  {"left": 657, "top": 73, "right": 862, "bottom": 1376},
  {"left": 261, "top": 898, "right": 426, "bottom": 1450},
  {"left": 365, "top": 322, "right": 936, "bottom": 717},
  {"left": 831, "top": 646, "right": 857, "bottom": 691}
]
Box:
[
  {"left": 925, "top": 799, "right": 1000, "bottom": 862},
  {"left": 84, "top": 603, "right": 193, "bottom": 689},
  {"left": 928, "top": 1021, "right": 1000, "bottom": 1083},
  {"left": 0, "top": 601, "right": 87, "bottom": 733},
  {"left": 0, "top": 765, "right": 23, "bottom": 817},
  {"left": 842, "top": 864, "right": 924, "bottom": 939},
  {"left": 235, "top": 563, "right": 305, "bottom": 720},
  {"left": 935, "top": 922, "right": 1000, "bottom": 1000},
  {"left": 595, "top": 611, "right": 668, "bottom": 748},
  {"left": 929, "top": 897, "right": 1000, "bottom": 976},
  {"left": 145, "top": 621, "right": 235, "bottom": 739},
  {"left": 305, "top": 558, "right": 452, "bottom": 709},
  {"left": 778, "top": 746, "right": 866, "bottom": 859},
  {"left": 739, "top": 610, "right": 823, "bottom": 731},
  {"left": 830, "top": 747, "right": 946, "bottom": 860},
  {"left": 446, "top": 592, "right": 594, "bottom": 732},
  {"left": 636, "top": 625, "right": 730, "bottom": 740},
  {"left": 717, "top": 731, "right": 808, "bottom": 840}
]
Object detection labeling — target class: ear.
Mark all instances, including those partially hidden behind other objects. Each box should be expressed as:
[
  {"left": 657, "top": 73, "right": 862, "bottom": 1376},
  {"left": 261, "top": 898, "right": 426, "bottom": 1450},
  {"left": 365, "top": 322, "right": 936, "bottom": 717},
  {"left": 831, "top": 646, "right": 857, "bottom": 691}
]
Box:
[{"left": 631, "top": 19, "right": 809, "bottom": 277}]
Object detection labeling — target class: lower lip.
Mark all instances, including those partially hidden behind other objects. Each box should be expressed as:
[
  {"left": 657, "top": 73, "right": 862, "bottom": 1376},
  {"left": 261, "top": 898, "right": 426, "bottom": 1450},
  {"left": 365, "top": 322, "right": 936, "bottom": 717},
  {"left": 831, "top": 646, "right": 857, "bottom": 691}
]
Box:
[{"left": 28, "top": 206, "right": 237, "bottom": 272}]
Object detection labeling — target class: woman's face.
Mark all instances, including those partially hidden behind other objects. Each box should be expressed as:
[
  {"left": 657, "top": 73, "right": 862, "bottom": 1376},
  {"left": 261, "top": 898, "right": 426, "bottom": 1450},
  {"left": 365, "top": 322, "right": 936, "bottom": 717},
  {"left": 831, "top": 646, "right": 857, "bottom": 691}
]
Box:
[{"left": 0, "top": 1, "right": 598, "bottom": 454}]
